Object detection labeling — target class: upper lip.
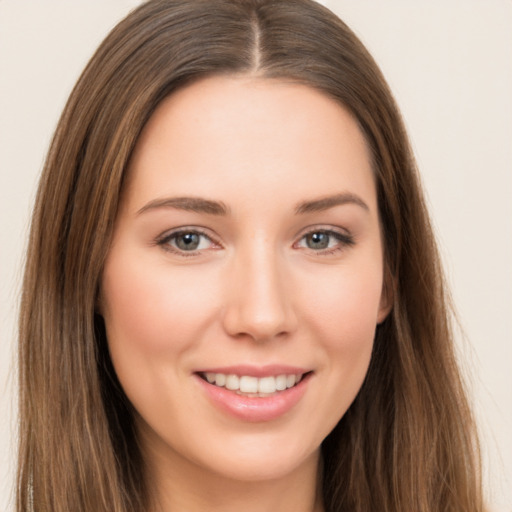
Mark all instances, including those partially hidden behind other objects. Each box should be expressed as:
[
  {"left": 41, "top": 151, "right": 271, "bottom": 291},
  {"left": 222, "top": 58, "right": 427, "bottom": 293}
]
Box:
[{"left": 194, "top": 364, "right": 310, "bottom": 378}]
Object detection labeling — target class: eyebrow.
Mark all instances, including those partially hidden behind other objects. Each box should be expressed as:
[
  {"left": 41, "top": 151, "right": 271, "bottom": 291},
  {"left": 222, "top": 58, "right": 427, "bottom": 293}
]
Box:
[
  {"left": 294, "top": 192, "right": 369, "bottom": 214},
  {"left": 136, "top": 192, "right": 369, "bottom": 217},
  {"left": 137, "top": 197, "right": 230, "bottom": 216}
]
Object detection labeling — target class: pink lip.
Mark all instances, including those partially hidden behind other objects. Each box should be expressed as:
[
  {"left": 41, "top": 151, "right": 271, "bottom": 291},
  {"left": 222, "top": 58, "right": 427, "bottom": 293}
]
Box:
[
  {"left": 194, "top": 369, "right": 312, "bottom": 423},
  {"left": 194, "top": 364, "right": 309, "bottom": 377}
]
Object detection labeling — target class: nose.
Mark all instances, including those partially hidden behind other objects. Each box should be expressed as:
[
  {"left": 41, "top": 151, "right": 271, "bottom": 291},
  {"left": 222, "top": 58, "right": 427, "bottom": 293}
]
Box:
[{"left": 222, "top": 244, "right": 297, "bottom": 342}]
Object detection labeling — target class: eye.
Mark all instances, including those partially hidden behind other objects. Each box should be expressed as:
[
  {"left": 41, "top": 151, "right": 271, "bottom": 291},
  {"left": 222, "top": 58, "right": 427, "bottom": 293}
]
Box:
[
  {"left": 157, "top": 229, "right": 217, "bottom": 254},
  {"left": 296, "top": 229, "right": 354, "bottom": 254},
  {"left": 304, "top": 232, "right": 332, "bottom": 250}
]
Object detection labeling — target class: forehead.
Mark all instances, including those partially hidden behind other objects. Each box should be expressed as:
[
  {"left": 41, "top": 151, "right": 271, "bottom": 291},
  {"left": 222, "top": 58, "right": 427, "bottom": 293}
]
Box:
[{"left": 124, "top": 76, "right": 376, "bottom": 212}]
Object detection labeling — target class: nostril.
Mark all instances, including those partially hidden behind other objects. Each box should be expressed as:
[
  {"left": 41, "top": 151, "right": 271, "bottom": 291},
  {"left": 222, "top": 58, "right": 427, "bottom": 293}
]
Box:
[{"left": 222, "top": 309, "right": 297, "bottom": 342}]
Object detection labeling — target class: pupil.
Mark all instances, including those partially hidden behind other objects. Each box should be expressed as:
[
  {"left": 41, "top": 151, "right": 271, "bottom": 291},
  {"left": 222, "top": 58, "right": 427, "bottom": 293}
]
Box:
[
  {"left": 177, "top": 233, "right": 200, "bottom": 250},
  {"left": 308, "top": 232, "right": 329, "bottom": 249}
]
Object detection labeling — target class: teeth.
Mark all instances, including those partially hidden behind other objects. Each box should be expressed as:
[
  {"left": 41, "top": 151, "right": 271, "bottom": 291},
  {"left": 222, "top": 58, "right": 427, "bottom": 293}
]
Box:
[
  {"left": 275, "top": 375, "right": 287, "bottom": 391},
  {"left": 225, "top": 374, "right": 239, "bottom": 390},
  {"left": 203, "top": 372, "right": 304, "bottom": 394},
  {"left": 276, "top": 375, "right": 287, "bottom": 391},
  {"left": 286, "top": 374, "right": 296, "bottom": 388},
  {"left": 240, "top": 376, "right": 258, "bottom": 393},
  {"left": 258, "top": 376, "right": 276, "bottom": 394}
]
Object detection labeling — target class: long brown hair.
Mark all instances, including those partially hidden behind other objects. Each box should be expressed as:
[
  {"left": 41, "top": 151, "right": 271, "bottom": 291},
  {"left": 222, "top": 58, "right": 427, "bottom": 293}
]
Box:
[{"left": 18, "top": 1, "right": 483, "bottom": 510}]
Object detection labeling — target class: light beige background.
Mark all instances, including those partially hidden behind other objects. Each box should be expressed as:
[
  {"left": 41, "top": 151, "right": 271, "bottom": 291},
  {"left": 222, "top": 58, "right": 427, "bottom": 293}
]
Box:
[{"left": 1, "top": 1, "right": 511, "bottom": 510}]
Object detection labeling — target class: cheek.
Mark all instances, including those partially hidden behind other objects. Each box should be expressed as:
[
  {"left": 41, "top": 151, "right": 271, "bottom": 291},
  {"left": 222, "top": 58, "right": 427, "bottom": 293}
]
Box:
[
  {"left": 297, "top": 260, "right": 382, "bottom": 383},
  {"left": 318, "top": 278, "right": 379, "bottom": 370},
  {"left": 298, "top": 259, "right": 384, "bottom": 342},
  {"left": 288, "top": 262, "right": 382, "bottom": 440},
  {"left": 100, "top": 252, "right": 220, "bottom": 425},
  {"left": 101, "top": 255, "right": 218, "bottom": 357}
]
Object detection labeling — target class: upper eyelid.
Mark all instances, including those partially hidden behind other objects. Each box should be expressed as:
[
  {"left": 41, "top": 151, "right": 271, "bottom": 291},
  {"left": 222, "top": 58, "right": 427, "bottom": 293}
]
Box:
[
  {"left": 157, "top": 226, "right": 216, "bottom": 242},
  {"left": 298, "top": 230, "right": 353, "bottom": 241},
  {"left": 295, "top": 224, "right": 353, "bottom": 239}
]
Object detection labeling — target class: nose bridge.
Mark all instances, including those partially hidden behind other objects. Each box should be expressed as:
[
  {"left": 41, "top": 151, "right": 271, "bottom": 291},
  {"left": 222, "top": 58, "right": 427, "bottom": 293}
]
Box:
[{"left": 222, "top": 236, "right": 296, "bottom": 341}]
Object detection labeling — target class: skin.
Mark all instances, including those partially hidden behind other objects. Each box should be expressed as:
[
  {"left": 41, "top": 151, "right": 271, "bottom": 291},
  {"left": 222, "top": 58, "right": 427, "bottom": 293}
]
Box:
[{"left": 101, "top": 76, "right": 391, "bottom": 512}]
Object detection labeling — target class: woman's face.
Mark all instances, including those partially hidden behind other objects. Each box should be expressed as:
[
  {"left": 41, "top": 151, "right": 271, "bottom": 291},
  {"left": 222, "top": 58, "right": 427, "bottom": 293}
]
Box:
[{"left": 101, "top": 76, "right": 390, "bottom": 485}]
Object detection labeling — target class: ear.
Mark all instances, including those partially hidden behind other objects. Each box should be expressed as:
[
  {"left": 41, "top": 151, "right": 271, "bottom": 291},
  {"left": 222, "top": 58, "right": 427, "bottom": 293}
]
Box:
[{"left": 377, "top": 266, "right": 394, "bottom": 324}]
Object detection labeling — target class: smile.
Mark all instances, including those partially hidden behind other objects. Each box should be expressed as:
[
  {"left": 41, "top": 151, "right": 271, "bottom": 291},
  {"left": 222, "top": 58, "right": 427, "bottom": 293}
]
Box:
[
  {"left": 196, "top": 369, "right": 312, "bottom": 422},
  {"left": 200, "top": 372, "right": 304, "bottom": 396}
]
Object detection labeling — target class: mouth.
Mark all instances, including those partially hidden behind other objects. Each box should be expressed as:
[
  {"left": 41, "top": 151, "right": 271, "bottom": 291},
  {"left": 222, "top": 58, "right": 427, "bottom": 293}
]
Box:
[
  {"left": 197, "top": 371, "right": 311, "bottom": 397},
  {"left": 195, "top": 367, "right": 312, "bottom": 421}
]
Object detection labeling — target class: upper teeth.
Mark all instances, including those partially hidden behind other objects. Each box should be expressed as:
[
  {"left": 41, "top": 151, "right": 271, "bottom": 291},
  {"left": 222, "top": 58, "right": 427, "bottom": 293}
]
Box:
[{"left": 204, "top": 373, "right": 302, "bottom": 394}]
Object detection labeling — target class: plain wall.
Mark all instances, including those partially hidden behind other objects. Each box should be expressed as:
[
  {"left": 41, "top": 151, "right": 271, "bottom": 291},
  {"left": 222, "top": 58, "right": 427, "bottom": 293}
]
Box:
[{"left": 1, "top": 1, "right": 511, "bottom": 510}]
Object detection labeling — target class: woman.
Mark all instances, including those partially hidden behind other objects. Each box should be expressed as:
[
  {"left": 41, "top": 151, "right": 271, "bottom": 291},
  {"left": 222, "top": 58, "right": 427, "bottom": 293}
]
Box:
[{"left": 17, "top": 0, "right": 484, "bottom": 511}]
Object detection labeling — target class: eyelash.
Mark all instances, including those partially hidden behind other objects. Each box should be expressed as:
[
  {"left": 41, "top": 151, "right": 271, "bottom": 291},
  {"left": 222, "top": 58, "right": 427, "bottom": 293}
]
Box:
[
  {"left": 155, "top": 227, "right": 355, "bottom": 257},
  {"left": 295, "top": 228, "right": 355, "bottom": 255},
  {"left": 156, "top": 227, "right": 219, "bottom": 257}
]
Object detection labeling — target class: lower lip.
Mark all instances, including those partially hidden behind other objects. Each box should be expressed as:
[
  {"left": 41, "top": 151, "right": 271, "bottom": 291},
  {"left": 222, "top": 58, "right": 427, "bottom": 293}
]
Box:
[{"left": 195, "top": 374, "right": 310, "bottom": 422}]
